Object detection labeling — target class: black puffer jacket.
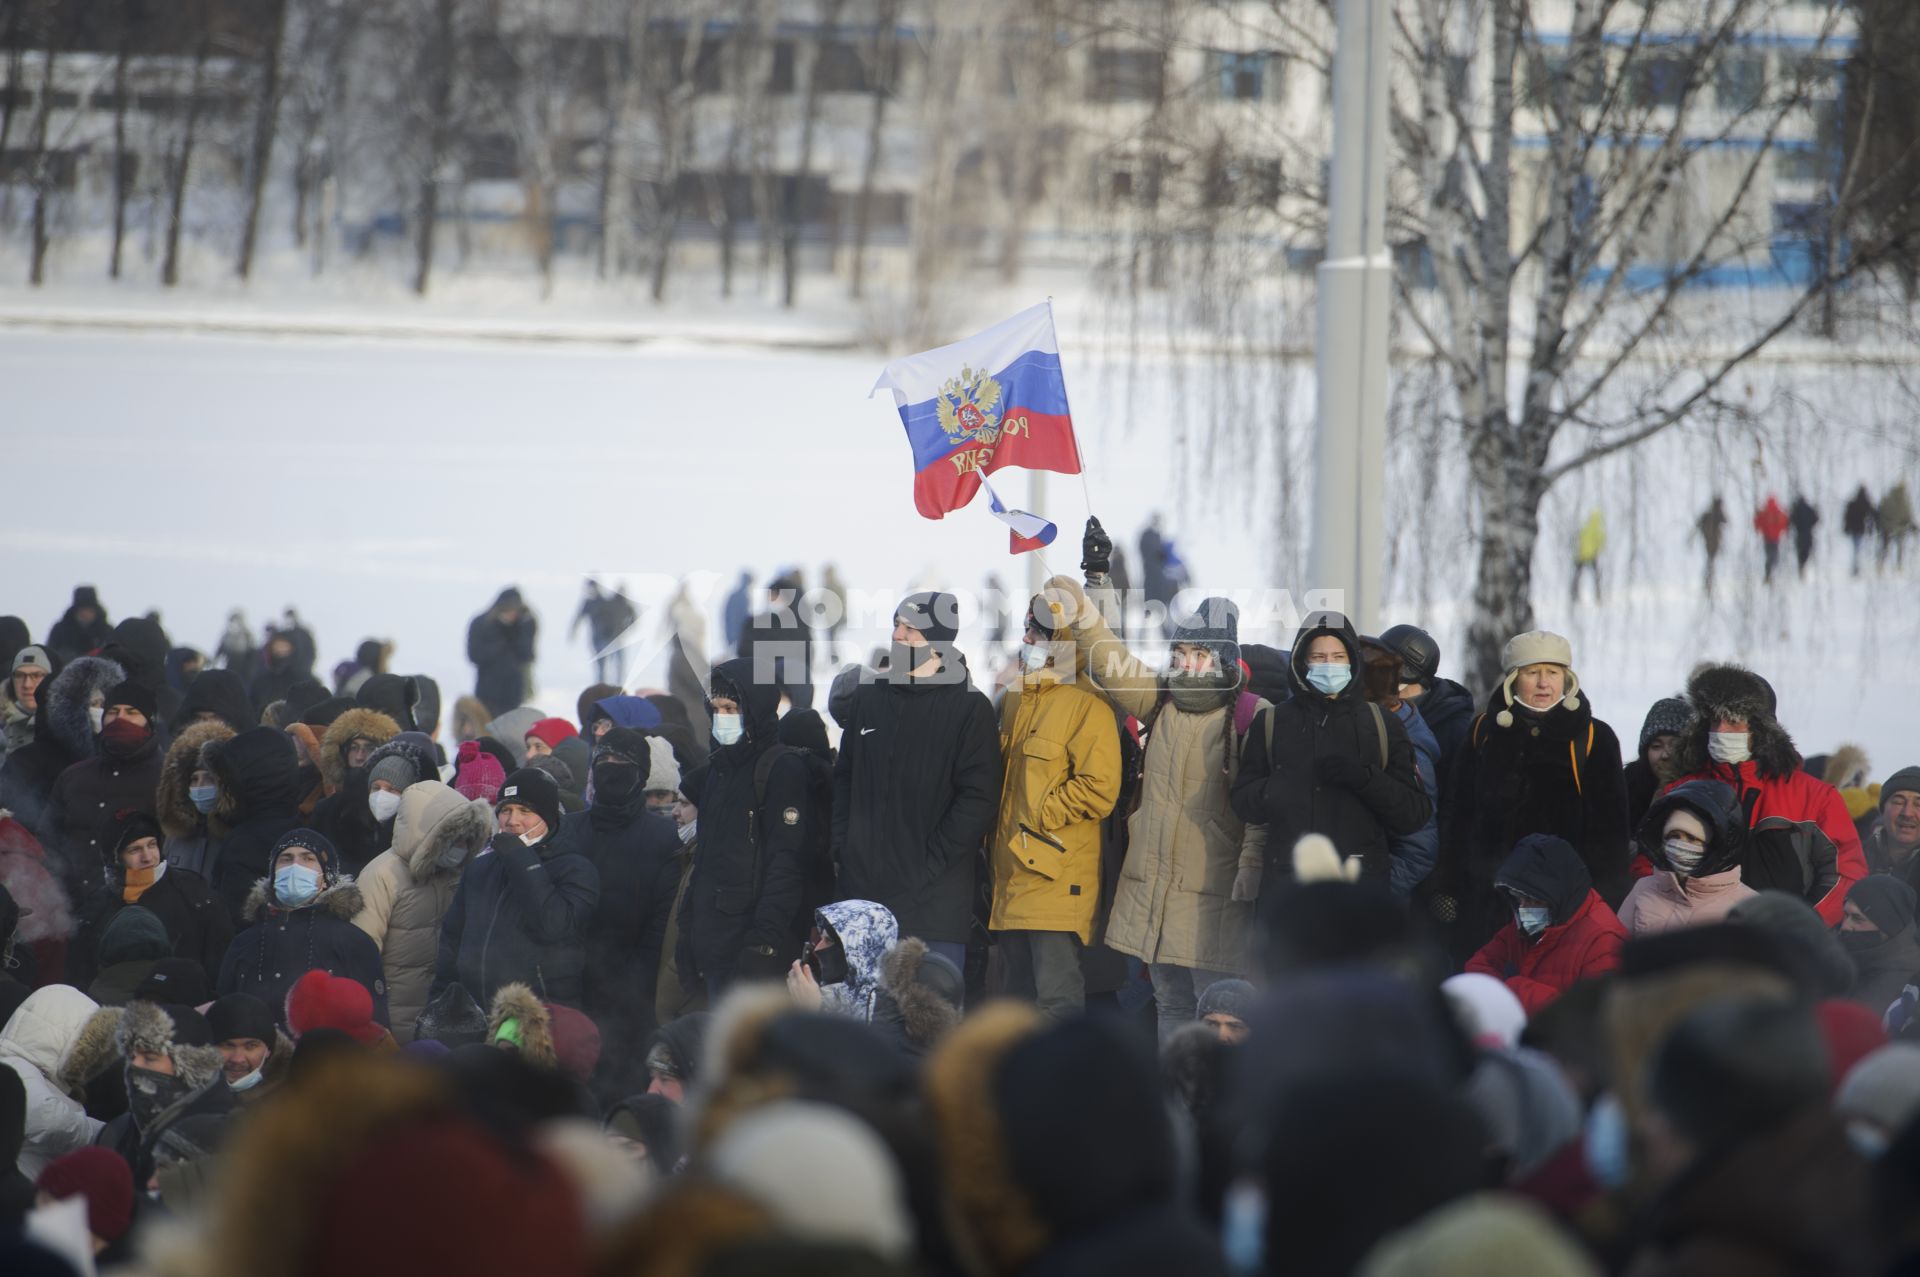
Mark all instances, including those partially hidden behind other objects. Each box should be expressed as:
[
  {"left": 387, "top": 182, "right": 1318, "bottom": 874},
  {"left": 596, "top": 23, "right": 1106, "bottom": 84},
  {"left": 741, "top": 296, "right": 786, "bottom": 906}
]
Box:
[
  {"left": 557, "top": 786, "right": 680, "bottom": 1079},
  {"left": 0, "top": 656, "right": 124, "bottom": 844},
  {"left": 431, "top": 825, "right": 599, "bottom": 1007},
  {"left": 467, "top": 592, "right": 536, "bottom": 718},
  {"left": 1434, "top": 687, "right": 1630, "bottom": 957},
  {"left": 678, "top": 658, "right": 811, "bottom": 992},
  {"left": 1414, "top": 676, "right": 1477, "bottom": 794},
  {"left": 71, "top": 866, "right": 232, "bottom": 992},
  {"left": 1230, "top": 612, "right": 1431, "bottom": 903},
  {"left": 217, "top": 876, "right": 389, "bottom": 1028},
  {"left": 47, "top": 730, "right": 163, "bottom": 903},
  {"left": 204, "top": 728, "right": 305, "bottom": 926},
  {"left": 831, "top": 660, "right": 1002, "bottom": 945}
]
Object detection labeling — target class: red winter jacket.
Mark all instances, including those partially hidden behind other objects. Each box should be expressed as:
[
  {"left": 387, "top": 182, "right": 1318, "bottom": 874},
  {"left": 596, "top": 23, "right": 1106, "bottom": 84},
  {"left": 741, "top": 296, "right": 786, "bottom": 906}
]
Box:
[
  {"left": 1465, "top": 888, "right": 1627, "bottom": 1014},
  {"left": 1754, "top": 498, "right": 1789, "bottom": 544},
  {"left": 1665, "top": 762, "right": 1865, "bottom": 925}
]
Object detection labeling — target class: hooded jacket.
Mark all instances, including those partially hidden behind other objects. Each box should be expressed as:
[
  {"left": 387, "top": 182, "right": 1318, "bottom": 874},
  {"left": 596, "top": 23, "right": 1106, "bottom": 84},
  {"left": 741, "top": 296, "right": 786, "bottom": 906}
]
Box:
[
  {"left": 310, "top": 708, "right": 404, "bottom": 877},
  {"left": 680, "top": 658, "right": 813, "bottom": 989},
  {"left": 46, "top": 593, "right": 112, "bottom": 664},
  {"left": 0, "top": 657, "right": 128, "bottom": 850},
  {"left": 1434, "top": 678, "right": 1630, "bottom": 957},
  {"left": 555, "top": 770, "right": 681, "bottom": 1070},
  {"left": 468, "top": 591, "right": 537, "bottom": 718},
  {"left": 990, "top": 662, "right": 1123, "bottom": 944},
  {"left": 871, "top": 937, "right": 963, "bottom": 1057},
  {"left": 73, "top": 861, "right": 232, "bottom": 995},
  {"left": 1665, "top": 664, "right": 1865, "bottom": 926},
  {"left": 157, "top": 720, "right": 235, "bottom": 879},
  {"left": 218, "top": 873, "right": 389, "bottom": 1030},
  {"left": 1465, "top": 834, "right": 1628, "bottom": 1013},
  {"left": 431, "top": 819, "right": 599, "bottom": 1008},
  {"left": 1618, "top": 780, "right": 1756, "bottom": 938},
  {"left": 0, "top": 984, "right": 104, "bottom": 1177},
  {"left": 1230, "top": 612, "right": 1431, "bottom": 900},
  {"left": 99, "top": 616, "right": 180, "bottom": 726},
  {"left": 174, "top": 669, "right": 256, "bottom": 735},
  {"left": 47, "top": 714, "right": 164, "bottom": 903},
  {"left": 813, "top": 898, "right": 900, "bottom": 1022},
  {"left": 832, "top": 653, "right": 1003, "bottom": 946},
  {"left": 1046, "top": 575, "right": 1267, "bottom": 974},
  {"left": 204, "top": 727, "right": 306, "bottom": 925},
  {"left": 352, "top": 781, "right": 491, "bottom": 1042}
]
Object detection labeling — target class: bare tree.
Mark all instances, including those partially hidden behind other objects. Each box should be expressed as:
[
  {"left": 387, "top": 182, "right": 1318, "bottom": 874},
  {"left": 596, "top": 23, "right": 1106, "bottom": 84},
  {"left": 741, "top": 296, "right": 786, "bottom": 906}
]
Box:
[
  {"left": 24, "top": 7, "right": 60, "bottom": 286},
  {"left": 781, "top": 0, "right": 848, "bottom": 306},
  {"left": 639, "top": 0, "right": 722, "bottom": 302},
  {"left": 235, "top": 0, "right": 290, "bottom": 279},
  {"left": 105, "top": 1, "right": 143, "bottom": 278},
  {"left": 159, "top": 7, "right": 212, "bottom": 288},
  {"left": 413, "top": 0, "right": 458, "bottom": 294},
  {"left": 847, "top": 0, "right": 900, "bottom": 300}
]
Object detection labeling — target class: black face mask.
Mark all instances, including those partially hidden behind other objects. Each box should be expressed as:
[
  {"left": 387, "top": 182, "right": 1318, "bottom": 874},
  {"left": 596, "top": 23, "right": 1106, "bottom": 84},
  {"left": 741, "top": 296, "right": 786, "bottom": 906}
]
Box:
[
  {"left": 126, "top": 1063, "right": 193, "bottom": 1135},
  {"left": 592, "top": 761, "right": 641, "bottom": 802},
  {"left": 1840, "top": 928, "right": 1891, "bottom": 954},
  {"left": 803, "top": 944, "right": 849, "bottom": 988}
]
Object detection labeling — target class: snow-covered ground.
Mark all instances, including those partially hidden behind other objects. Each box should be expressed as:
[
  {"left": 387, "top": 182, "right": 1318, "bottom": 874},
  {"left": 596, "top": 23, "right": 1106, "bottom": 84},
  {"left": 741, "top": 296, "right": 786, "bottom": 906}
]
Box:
[{"left": 2, "top": 322, "right": 1916, "bottom": 775}]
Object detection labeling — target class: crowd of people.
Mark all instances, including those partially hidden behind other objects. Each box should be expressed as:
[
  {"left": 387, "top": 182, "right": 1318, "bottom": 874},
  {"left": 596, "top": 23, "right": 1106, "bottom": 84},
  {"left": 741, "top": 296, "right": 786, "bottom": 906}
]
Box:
[{"left": 0, "top": 511, "right": 1918, "bottom": 1275}]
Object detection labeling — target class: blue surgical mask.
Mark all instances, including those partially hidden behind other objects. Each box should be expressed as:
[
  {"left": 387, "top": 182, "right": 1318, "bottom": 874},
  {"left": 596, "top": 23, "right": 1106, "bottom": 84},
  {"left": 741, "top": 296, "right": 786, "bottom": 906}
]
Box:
[
  {"left": 189, "top": 784, "right": 218, "bottom": 813},
  {"left": 1516, "top": 906, "right": 1551, "bottom": 936},
  {"left": 274, "top": 862, "right": 321, "bottom": 908},
  {"left": 1304, "top": 663, "right": 1351, "bottom": 696},
  {"left": 712, "top": 713, "right": 744, "bottom": 746},
  {"left": 229, "top": 1067, "right": 264, "bottom": 1092},
  {"left": 1584, "top": 1093, "right": 1631, "bottom": 1190}
]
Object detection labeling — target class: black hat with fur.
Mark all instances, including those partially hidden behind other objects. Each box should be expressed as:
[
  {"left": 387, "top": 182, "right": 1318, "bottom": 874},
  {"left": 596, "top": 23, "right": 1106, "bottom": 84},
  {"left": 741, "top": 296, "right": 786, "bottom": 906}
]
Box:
[{"left": 1671, "top": 663, "right": 1800, "bottom": 781}]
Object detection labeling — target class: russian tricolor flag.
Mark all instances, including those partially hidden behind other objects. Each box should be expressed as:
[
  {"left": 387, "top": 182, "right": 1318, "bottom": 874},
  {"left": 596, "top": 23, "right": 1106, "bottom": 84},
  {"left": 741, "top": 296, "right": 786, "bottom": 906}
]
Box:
[
  {"left": 982, "top": 476, "right": 1057, "bottom": 555},
  {"left": 872, "top": 302, "right": 1082, "bottom": 523}
]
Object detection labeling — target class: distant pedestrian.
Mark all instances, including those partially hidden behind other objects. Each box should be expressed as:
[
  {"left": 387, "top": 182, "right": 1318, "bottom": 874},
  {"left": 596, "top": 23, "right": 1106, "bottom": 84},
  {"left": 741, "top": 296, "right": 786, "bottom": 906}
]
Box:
[
  {"left": 1572, "top": 509, "right": 1605, "bottom": 605},
  {"left": 1695, "top": 497, "right": 1727, "bottom": 593},
  {"left": 1789, "top": 494, "right": 1819, "bottom": 578},
  {"left": 1755, "top": 494, "right": 1789, "bottom": 586},
  {"left": 1880, "top": 481, "right": 1916, "bottom": 570},
  {"left": 467, "top": 588, "right": 536, "bottom": 718},
  {"left": 1844, "top": 484, "right": 1876, "bottom": 577}
]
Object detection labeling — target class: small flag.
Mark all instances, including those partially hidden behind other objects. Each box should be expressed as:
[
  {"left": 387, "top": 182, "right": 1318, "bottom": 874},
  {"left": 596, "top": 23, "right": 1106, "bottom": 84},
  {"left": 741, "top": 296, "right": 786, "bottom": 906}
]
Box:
[{"left": 982, "top": 475, "right": 1057, "bottom": 555}]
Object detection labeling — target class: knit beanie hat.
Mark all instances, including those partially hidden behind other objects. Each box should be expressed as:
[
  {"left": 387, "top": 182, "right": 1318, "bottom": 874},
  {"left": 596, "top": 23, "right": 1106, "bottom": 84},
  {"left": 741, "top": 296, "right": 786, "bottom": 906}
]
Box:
[
  {"left": 1195, "top": 979, "right": 1256, "bottom": 1023},
  {"left": 1837, "top": 1044, "right": 1920, "bottom": 1136},
  {"left": 1638, "top": 696, "right": 1692, "bottom": 755},
  {"left": 37, "top": 1147, "right": 134, "bottom": 1242},
  {"left": 1849, "top": 875, "right": 1918, "bottom": 936},
  {"left": 135, "top": 959, "right": 209, "bottom": 1007},
  {"left": 110, "top": 808, "right": 164, "bottom": 859},
  {"left": 454, "top": 739, "right": 506, "bottom": 804},
  {"left": 526, "top": 718, "right": 578, "bottom": 751},
  {"left": 286, "top": 970, "right": 386, "bottom": 1045},
  {"left": 497, "top": 767, "right": 562, "bottom": 834},
  {"left": 12, "top": 645, "right": 51, "bottom": 676},
  {"left": 369, "top": 752, "right": 419, "bottom": 793},
  {"left": 895, "top": 591, "right": 960, "bottom": 645},
  {"left": 102, "top": 678, "right": 158, "bottom": 720},
  {"left": 644, "top": 736, "right": 681, "bottom": 794},
  {"left": 547, "top": 1003, "right": 602, "bottom": 1085},
  {"left": 1494, "top": 631, "right": 1581, "bottom": 728},
  {"left": 207, "top": 993, "right": 277, "bottom": 1045},
  {"left": 1883, "top": 766, "right": 1920, "bottom": 809},
  {"left": 269, "top": 828, "right": 339, "bottom": 889}
]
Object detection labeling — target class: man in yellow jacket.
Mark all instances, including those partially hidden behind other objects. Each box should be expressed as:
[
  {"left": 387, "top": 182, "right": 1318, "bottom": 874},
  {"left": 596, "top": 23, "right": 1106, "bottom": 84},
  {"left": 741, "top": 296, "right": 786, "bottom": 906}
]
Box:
[{"left": 989, "top": 593, "right": 1122, "bottom": 1020}]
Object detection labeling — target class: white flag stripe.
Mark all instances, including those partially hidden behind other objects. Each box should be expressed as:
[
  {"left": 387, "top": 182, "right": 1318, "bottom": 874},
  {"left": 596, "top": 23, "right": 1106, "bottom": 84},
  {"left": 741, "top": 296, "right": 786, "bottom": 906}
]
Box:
[{"left": 869, "top": 302, "right": 1058, "bottom": 404}]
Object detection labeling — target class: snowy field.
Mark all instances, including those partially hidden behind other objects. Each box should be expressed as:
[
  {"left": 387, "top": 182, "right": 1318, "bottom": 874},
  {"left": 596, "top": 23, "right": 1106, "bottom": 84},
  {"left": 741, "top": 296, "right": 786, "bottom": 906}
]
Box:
[{"left": 1, "top": 322, "right": 1916, "bottom": 774}]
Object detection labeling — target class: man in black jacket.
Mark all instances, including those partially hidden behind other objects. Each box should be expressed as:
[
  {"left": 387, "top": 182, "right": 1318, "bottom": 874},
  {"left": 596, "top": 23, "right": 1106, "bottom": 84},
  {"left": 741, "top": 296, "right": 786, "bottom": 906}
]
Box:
[
  {"left": 1231, "top": 610, "right": 1431, "bottom": 910},
  {"left": 677, "top": 657, "right": 810, "bottom": 994},
  {"left": 557, "top": 727, "right": 680, "bottom": 1096},
  {"left": 832, "top": 592, "right": 1002, "bottom": 972},
  {"left": 203, "top": 726, "right": 305, "bottom": 927},
  {"left": 467, "top": 587, "right": 537, "bottom": 718},
  {"left": 432, "top": 767, "right": 598, "bottom": 1006}
]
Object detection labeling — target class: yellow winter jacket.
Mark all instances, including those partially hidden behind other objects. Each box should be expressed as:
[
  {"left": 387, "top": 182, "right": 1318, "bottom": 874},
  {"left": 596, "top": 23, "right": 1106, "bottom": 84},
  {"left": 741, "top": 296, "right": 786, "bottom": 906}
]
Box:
[
  {"left": 1577, "top": 511, "right": 1607, "bottom": 565},
  {"left": 989, "top": 664, "right": 1122, "bottom": 943}
]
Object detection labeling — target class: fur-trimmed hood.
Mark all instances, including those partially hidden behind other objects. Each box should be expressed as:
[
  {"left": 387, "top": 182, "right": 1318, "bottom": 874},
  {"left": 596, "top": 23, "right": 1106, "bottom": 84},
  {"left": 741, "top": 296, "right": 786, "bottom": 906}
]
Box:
[
  {"left": 876, "top": 937, "right": 961, "bottom": 1052},
  {"left": 118, "top": 999, "right": 224, "bottom": 1091},
  {"left": 1672, "top": 663, "right": 1800, "bottom": 780},
  {"left": 206, "top": 726, "right": 303, "bottom": 826},
  {"left": 486, "top": 982, "right": 555, "bottom": 1068},
  {"left": 1822, "top": 744, "right": 1871, "bottom": 792},
  {"left": 0, "top": 984, "right": 99, "bottom": 1085},
  {"left": 58, "top": 1005, "right": 126, "bottom": 1096},
  {"left": 391, "top": 781, "right": 492, "bottom": 879},
  {"left": 242, "top": 875, "right": 364, "bottom": 925},
  {"left": 318, "top": 707, "right": 401, "bottom": 793},
  {"left": 41, "top": 655, "right": 126, "bottom": 760},
  {"left": 158, "top": 720, "right": 236, "bottom": 839}
]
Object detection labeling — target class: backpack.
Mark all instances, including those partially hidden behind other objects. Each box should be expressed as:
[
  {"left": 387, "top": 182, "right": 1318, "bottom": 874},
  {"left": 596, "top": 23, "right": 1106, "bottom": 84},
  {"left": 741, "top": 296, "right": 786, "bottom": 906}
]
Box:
[
  {"left": 1264, "top": 698, "right": 1389, "bottom": 771},
  {"left": 1743, "top": 815, "right": 1839, "bottom": 907}
]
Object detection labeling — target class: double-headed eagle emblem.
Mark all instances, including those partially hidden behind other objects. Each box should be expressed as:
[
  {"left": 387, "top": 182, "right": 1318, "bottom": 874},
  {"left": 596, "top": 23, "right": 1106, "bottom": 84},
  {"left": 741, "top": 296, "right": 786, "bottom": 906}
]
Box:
[{"left": 935, "top": 365, "right": 1003, "bottom": 446}]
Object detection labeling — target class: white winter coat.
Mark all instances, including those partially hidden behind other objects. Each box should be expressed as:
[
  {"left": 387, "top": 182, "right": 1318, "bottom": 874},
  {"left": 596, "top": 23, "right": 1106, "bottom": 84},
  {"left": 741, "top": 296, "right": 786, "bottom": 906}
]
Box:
[{"left": 0, "top": 984, "right": 104, "bottom": 1177}]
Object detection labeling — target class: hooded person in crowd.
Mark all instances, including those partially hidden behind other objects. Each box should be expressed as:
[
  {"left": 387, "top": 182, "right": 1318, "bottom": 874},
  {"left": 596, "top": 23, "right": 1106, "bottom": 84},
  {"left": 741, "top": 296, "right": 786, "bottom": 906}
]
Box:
[
  {"left": 174, "top": 668, "right": 255, "bottom": 736},
  {"left": 72, "top": 809, "right": 230, "bottom": 993},
  {"left": 155, "top": 719, "right": 234, "bottom": 881},
  {"left": 99, "top": 614, "right": 182, "bottom": 728},
  {"left": 46, "top": 679, "right": 164, "bottom": 902},
  {"left": 1043, "top": 530, "right": 1269, "bottom": 1036},
  {"left": 85, "top": 905, "right": 172, "bottom": 1005},
  {"left": 1431, "top": 631, "right": 1630, "bottom": 961},
  {"left": 356, "top": 671, "right": 419, "bottom": 733},
  {"left": 679, "top": 658, "right": 812, "bottom": 995},
  {"left": 642, "top": 736, "right": 682, "bottom": 815},
  {"left": 353, "top": 780, "right": 492, "bottom": 1044},
  {"left": 1358, "top": 636, "right": 1442, "bottom": 899},
  {"left": 2, "top": 645, "right": 52, "bottom": 763},
  {"left": 555, "top": 727, "right": 680, "bottom": 1093},
  {"left": 870, "top": 939, "right": 965, "bottom": 1058},
  {"left": 469, "top": 587, "right": 537, "bottom": 718},
  {"left": 833, "top": 593, "right": 1001, "bottom": 976},
  {"left": 1840, "top": 876, "right": 1920, "bottom": 1020},
  {"left": 362, "top": 732, "right": 440, "bottom": 841},
  {"left": 432, "top": 767, "right": 599, "bottom": 1008},
  {"left": 1466, "top": 834, "right": 1628, "bottom": 1013},
  {"left": 1666, "top": 666, "right": 1864, "bottom": 924},
  {"left": 1870, "top": 766, "right": 1920, "bottom": 883},
  {"left": 0, "top": 654, "right": 124, "bottom": 845},
  {"left": 1627, "top": 996, "right": 1870, "bottom": 1277},
  {"left": 1378, "top": 623, "right": 1478, "bottom": 794},
  {"left": 485, "top": 983, "right": 602, "bottom": 1089},
  {"left": 218, "top": 827, "right": 388, "bottom": 1029},
  {"left": 989, "top": 590, "right": 1122, "bottom": 1020},
  {"left": 310, "top": 707, "right": 404, "bottom": 877},
  {"left": 206, "top": 992, "right": 290, "bottom": 1101},
  {"left": 787, "top": 899, "right": 900, "bottom": 1023},
  {"left": 203, "top": 725, "right": 306, "bottom": 926},
  {"left": 0, "top": 984, "right": 103, "bottom": 1176},
  {"left": 45, "top": 587, "right": 111, "bottom": 664},
  {"left": 1627, "top": 696, "right": 1692, "bottom": 831},
  {"left": 644, "top": 1012, "right": 709, "bottom": 1103},
  {"left": 1619, "top": 779, "right": 1757, "bottom": 937},
  {"left": 485, "top": 707, "right": 545, "bottom": 766},
  {"left": 1233, "top": 610, "right": 1431, "bottom": 893}
]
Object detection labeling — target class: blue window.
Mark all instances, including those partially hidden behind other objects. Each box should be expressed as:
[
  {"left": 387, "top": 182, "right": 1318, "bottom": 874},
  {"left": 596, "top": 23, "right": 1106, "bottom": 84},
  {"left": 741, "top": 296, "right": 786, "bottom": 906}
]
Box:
[{"left": 1209, "top": 51, "right": 1270, "bottom": 101}]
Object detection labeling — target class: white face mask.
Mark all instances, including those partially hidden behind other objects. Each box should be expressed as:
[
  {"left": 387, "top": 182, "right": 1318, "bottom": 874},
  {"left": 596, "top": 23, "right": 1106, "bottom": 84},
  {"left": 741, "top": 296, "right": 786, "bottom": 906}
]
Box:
[
  {"left": 1020, "top": 642, "right": 1050, "bottom": 673},
  {"left": 89, "top": 705, "right": 105, "bottom": 733},
  {"left": 1708, "top": 731, "right": 1752, "bottom": 765},
  {"left": 712, "top": 713, "right": 744, "bottom": 746},
  {"left": 1664, "top": 839, "right": 1706, "bottom": 876},
  {"left": 368, "top": 790, "right": 402, "bottom": 824},
  {"left": 677, "top": 820, "right": 697, "bottom": 846},
  {"left": 229, "top": 1067, "right": 264, "bottom": 1092}
]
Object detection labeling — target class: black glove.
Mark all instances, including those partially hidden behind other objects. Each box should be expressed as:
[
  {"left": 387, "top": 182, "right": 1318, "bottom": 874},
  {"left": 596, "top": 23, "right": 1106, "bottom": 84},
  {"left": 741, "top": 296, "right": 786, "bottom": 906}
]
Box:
[
  {"left": 1502, "top": 961, "right": 1519, "bottom": 979},
  {"left": 1314, "top": 754, "right": 1369, "bottom": 791},
  {"left": 1081, "top": 517, "right": 1113, "bottom": 576},
  {"left": 734, "top": 943, "right": 788, "bottom": 984}
]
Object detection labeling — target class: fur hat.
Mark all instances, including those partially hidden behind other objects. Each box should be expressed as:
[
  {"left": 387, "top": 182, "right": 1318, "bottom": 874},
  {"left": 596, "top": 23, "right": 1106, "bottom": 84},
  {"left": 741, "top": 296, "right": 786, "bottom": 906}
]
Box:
[
  {"left": 1672, "top": 662, "right": 1799, "bottom": 780},
  {"left": 487, "top": 983, "right": 600, "bottom": 1084},
  {"left": 1195, "top": 978, "right": 1256, "bottom": 1023},
  {"left": 1494, "top": 631, "right": 1581, "bottom": 729},
  {"left": 116, "top": 1000, "right": 224, "bottom": 1090}
]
